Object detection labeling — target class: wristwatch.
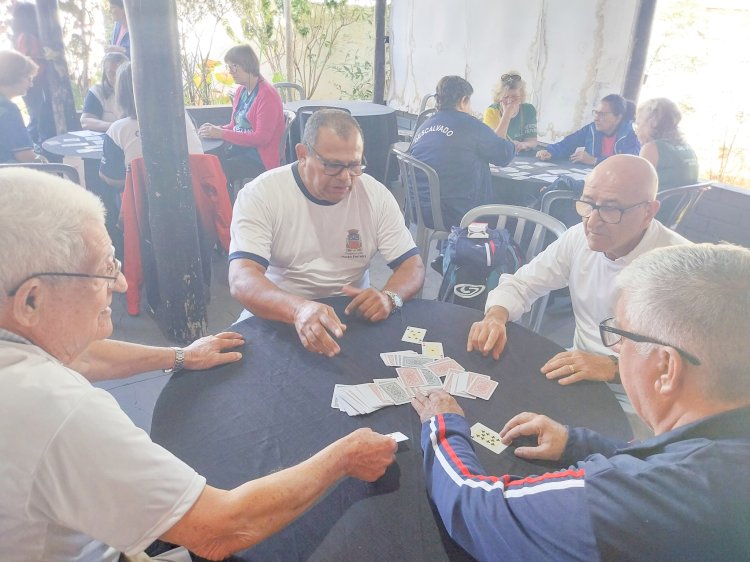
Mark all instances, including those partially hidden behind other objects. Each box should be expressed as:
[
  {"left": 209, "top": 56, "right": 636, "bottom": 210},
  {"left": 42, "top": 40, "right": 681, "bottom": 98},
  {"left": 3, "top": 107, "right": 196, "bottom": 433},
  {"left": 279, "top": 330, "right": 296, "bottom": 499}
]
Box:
[
  {"left": 163, "top": 347, "right": 185, "bottom": 374},
  {"left": 383, "top": 290, "right": 403, "bottom": 314}
]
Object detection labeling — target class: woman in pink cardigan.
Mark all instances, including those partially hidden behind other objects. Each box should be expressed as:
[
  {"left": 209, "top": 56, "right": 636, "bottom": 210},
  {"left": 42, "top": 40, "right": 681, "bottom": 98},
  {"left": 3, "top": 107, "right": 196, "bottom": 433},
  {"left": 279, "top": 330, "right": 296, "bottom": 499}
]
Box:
[{"left": 199, "top": 44, "right": 285, "bottom": 183}]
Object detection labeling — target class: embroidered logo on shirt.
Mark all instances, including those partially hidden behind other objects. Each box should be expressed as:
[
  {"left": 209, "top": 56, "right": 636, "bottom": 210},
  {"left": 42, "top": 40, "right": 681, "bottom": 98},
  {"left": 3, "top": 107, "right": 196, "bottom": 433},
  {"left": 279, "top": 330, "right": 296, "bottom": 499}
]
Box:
[{"left": 344, "top": 229, "right": 365, "bottom": 258}]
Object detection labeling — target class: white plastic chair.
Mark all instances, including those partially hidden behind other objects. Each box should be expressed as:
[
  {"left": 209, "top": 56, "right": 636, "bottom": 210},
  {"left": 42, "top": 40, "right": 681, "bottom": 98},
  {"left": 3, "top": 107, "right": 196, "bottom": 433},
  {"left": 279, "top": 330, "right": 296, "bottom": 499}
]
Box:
[
  {"left": 273, "top": 82, "right": 306, "bottom": 103},
  {"left": 460, "top": 204, "right": 566, "bottom": 333},
  {"left": 392, "top": 147, "right": 450, "bottom": 296}
]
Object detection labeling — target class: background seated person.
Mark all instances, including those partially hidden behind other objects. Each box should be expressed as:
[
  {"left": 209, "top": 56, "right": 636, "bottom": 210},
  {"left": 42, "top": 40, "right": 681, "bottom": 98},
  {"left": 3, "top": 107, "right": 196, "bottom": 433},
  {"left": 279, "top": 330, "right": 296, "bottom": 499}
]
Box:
[
  {"left": 413, "top": 243, "right": 750, "bottom": 561},
  {"left": 80, "top": 52, "right": 128, "bottom": 132},
  {"left": 537, "top": 93, "right": 639, "bottom": 165},
  {"left": 0, "top": 49, "right": 39, "bottom": 163},
  {"left": 635, "top": 97, "right": 699, "bottom": 191},
  {"left": 199, "top": 44, "right": 285, "bottom": 183},
  {"left": 409, "top": 75, "right": 515, "bottom": 229},
  {"left": 482, "top": 71, "right": 537, "bottom": 152},
  {"left": 100, "top": 62, "right": 203, "bottom": 190},
  {"left": 0, "top": 167, "right": 397, "bottom": 561},
  {"left": 229, "top": 109, "right": 425, "bottom": 358}
]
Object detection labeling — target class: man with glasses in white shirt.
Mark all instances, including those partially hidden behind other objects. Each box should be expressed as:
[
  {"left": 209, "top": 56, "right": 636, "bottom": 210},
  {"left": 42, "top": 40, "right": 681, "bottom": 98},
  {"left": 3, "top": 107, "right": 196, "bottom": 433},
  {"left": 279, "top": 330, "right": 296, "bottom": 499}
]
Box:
[
  {"left": 467, "top": 155, "right": 688, "bottom": 426},
  {"left": 229, "top": 109, "right": 425, "bottom": 358}
]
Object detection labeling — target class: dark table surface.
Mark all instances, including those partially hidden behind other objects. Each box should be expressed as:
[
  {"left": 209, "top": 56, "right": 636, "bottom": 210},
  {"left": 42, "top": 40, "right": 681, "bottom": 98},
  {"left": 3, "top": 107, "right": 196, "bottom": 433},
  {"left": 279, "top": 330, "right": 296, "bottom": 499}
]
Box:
[
  {"left": 284, "top": 100, "right": 397, "bottom": 183},
  {"left": 151, "top": 297, "right": 631, "bottom": 562},
  {"left": 490, "top": 154, "right": 592, "bottom": 207},
  {"left": 42, "top": 131, "right": 223, "bottom": 160}
]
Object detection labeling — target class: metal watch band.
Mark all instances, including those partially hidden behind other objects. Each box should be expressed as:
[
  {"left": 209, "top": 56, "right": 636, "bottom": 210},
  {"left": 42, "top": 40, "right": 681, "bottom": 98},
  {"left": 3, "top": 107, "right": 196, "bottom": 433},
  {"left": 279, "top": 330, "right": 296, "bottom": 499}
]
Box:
[
  {"left": 164, "top": 347, "right": 185, "bottom": 374},
  {"left": 383, "top": 290, "right": 402, "bottom": 314}
]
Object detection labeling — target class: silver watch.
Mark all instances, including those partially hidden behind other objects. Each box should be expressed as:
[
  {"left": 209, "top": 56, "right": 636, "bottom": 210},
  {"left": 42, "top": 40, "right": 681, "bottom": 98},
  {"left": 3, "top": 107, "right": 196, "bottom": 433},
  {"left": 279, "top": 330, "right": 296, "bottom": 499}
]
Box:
[
  {"left": 163, "top": 347, "right": 185, "bottom": 374},
  {"left": 383, "top": 290, "right": 403, "bottom": 314}
]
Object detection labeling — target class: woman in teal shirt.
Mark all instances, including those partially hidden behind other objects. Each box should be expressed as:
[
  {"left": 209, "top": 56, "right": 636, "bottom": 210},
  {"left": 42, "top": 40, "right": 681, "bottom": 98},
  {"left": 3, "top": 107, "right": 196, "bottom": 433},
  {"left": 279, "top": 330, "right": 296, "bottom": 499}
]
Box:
[
  {"left": 483, "top": 71, "right": 537, "bottom": 152},
  {"left": 635, "top": 97, "right": 699, "bottom": 191}
]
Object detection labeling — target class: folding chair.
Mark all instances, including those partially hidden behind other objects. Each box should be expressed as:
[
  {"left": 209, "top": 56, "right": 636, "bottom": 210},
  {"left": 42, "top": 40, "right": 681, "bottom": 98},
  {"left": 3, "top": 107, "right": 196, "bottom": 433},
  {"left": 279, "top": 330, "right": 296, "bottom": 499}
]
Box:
[{"left": 460, "top": 204, "right": 566, "bottom": 333}]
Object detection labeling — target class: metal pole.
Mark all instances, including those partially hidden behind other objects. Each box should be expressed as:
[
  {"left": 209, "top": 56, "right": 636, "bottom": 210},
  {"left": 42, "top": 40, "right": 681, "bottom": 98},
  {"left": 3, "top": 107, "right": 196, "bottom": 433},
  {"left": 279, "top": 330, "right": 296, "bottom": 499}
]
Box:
[
  {"left": 284, "top": 0, "right": 294, "bottom": 82},
  {"left": 35, "top": 0, "right": 77, "bottom": 135},
  {"left": 125, "top": 0, "right": 207, "bottom": 343},
  {"left": 372, "top": 0, "right": 386, "bottom": 104},
  {"left": 623, "top": 0, "right": 657, "bottom": 103}
]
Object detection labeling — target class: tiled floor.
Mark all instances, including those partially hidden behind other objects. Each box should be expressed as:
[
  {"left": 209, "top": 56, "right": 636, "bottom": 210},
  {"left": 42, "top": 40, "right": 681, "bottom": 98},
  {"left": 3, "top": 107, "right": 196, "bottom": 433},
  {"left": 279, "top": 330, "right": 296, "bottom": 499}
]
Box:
[{"left": 101, "top": 232, "right": 575, "bottom": 433}]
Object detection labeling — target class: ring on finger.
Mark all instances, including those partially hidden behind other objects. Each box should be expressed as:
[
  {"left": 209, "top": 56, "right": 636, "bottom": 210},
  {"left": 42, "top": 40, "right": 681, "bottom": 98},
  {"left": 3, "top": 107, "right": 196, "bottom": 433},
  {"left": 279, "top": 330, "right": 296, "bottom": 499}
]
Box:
[{"left": 568, "top": 364, "right": 575, "bottom": 374}]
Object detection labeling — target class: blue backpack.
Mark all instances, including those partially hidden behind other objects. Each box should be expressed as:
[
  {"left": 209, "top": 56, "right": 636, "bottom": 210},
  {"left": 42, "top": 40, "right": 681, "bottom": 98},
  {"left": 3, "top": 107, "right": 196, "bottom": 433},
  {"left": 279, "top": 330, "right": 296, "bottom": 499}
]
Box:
[{"left": 437, "top": 226, "right": 524, "bottom": 310}]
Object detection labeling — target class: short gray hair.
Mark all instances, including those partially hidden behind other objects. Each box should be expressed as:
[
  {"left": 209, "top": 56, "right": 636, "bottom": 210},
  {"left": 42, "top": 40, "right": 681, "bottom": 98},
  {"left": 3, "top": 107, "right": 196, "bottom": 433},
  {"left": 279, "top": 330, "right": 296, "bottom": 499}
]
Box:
[
  {"left": 0, "top": 168, "right": 106, "bottom": 296},
  {"left": 616, "top": 243, "right": 750, "bottom": 402},
  {"left": 301, "top": 109, "right": 363, "bottom": 148}
]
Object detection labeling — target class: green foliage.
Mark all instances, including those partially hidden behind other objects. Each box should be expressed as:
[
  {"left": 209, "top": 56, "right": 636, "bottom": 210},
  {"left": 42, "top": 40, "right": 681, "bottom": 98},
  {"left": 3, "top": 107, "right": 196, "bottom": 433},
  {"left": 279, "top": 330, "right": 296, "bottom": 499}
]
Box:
[
  {"left": 332, "top": 53, "right": 373, "bottom": 100},
  {"left": 228, "top": 0, "right": 370, "bottom": 97}
]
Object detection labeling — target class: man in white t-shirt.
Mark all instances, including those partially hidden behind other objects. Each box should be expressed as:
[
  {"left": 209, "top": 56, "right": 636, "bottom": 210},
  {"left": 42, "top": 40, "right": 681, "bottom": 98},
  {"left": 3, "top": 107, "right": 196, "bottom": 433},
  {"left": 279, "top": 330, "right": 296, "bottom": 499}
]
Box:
[
  {"left": 229, "top": 109, "right": 425, "bottom": 357},
  {"left": 467, "top": 155, "right": 689, "bottom": 386},
  {"left": 0, "top": 168, "right": 397, "bottom": 561}
]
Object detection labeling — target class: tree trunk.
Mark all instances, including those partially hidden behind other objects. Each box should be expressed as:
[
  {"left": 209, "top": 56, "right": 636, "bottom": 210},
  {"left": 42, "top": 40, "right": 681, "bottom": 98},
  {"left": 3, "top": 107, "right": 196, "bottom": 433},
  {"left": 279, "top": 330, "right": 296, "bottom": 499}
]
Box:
[
  {"left": 125, "top": 0, "right": 208, "bottom": 344},
  {"left": 35, "top": 0, "right": 78, "bottom": 134}
]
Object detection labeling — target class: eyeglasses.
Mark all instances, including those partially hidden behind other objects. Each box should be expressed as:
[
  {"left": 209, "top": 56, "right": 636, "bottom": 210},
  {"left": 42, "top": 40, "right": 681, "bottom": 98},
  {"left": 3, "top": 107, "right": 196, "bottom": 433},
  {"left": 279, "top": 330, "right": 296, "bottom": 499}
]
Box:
[
  {"left": 599, "top": 317, "right": 701, "bottom": 366},
  {"left": 226, "top": 62, "right": 240, "bottom": 72},
  {"left": 575, "top": 199, "right": 651, "bottom": 225},
  {"left": 7, "top": 253, "right": 122, "bottom": 296},
  {"left": 501, "top": 73, "right": 521, "bottom": 84},
  {"left": 592, "top": 110, "right": 614, "bottom": 118},
  {"left": 306, "top": 145, "right": 366, "bottom": 176}
]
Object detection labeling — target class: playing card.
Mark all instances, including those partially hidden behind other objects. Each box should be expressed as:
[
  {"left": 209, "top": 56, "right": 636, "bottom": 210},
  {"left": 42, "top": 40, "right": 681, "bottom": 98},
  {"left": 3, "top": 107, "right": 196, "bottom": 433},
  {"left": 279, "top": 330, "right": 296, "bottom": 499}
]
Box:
[
  {"left": 375, "top": 379, "right": 412, "bottom": 405},
  {"left": 417, "top": 368, "right": 443, "bottom": 389},
  {"left": 425, "top": 358, "right": 464, "bottom": 377},
  {"left": 396, "top": 367, "right": 428, "bottom": 388},
  {"left": 385, "top": 431, "right": 409, "bottom": 443},
  {"left": 402, "top": 326, "right": 427, "bottom": 344},
  {"left": 470, "top": 422, "right": 508, "bottom": 454},
  {"left": 421, "top": 342, "right": 444, "bottom": 359},
  {"left": 400, "top": 355, "right": 436, "bottom": 367},
  {"left": 467, "top": 377, "right": 498, "bottom": 400}
]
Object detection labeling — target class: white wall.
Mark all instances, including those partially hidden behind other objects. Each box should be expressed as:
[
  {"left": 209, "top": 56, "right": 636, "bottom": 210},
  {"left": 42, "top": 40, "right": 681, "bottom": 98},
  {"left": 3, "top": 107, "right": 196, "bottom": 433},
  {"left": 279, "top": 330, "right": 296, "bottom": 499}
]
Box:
[{"left": 388, "top": 0, "right": 639, "bottom": 141}]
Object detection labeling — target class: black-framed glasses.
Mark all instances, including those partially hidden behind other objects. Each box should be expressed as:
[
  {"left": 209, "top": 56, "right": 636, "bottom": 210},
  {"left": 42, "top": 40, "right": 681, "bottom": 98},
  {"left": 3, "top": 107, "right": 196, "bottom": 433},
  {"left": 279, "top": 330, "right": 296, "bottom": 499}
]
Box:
[
  {"left": 501, "top": 73, "right": 521, "bottom": 84},
  {"left": 599, "top": 317, "right": 701, "bottom": 366},
  {"left": 7, "top": 256, "right": 122, "bottom": 297},
  {"left": 575, "top": 199, "right": 652, "bottom": 225},
  {"left": 306, "top": 145, "right": 366, "bottom": 176}
]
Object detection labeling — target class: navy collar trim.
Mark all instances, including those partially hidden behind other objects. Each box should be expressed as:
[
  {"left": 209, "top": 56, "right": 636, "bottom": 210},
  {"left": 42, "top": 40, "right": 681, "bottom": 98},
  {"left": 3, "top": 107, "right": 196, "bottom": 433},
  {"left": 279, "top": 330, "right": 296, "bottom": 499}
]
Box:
[
  {"left": 618, "top": 405, "right": 750, "bottom": 456},
  {"left": 291, "top": 162, "right": 336, "bottom": 206}
]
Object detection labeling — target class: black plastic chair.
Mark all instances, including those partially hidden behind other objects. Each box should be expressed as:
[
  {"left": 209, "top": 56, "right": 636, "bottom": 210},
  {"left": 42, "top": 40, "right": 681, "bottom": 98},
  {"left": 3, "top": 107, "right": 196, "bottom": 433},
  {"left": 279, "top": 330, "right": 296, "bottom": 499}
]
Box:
[{"left": 0, "top": 162, "right": 81, "bottom": 185}]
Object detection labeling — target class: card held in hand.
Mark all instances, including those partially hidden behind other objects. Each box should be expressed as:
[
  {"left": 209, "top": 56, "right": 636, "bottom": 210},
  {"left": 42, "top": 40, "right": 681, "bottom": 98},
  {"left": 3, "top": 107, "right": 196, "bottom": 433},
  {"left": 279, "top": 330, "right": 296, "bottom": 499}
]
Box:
[{"left": 470, "top": 422, "right": 507, "bottom": 454}]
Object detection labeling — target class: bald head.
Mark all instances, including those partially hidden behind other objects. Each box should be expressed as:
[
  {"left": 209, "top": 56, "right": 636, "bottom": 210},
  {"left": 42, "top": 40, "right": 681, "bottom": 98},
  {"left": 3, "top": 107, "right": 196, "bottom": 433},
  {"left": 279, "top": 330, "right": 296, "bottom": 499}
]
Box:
[
  {"left": 586, "top": 154, "right": 658, "bottom": 202},
  {"left": 580, "top": 155, "right": 662, "bottom": 260}
]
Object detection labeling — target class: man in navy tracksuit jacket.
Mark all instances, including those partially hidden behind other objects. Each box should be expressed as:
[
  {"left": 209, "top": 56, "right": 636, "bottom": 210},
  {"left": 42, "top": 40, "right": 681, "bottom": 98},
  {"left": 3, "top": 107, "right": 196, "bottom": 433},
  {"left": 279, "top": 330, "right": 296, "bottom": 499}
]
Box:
[
  {"left": 409, "top": 109, "right": 515, "bottom": 229},
  {"left": 413, "top": 244, "right": 750, "bottom": 561}
]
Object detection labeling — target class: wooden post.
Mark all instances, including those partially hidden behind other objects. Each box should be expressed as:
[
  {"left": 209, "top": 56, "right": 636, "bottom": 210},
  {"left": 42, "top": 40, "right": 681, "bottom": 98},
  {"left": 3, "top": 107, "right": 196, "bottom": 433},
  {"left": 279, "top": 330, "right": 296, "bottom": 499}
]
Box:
[
  {"left": 623, "top": 0, "right": 657, "bottom": 103},
  {"left": 34, "top": 0, "right": 77, "bottom": 134},
  {"left": 125, "top": 0, "right": 208, "bottom": 343},
  {"left": 372, "top": 0, "right": 386, "bottom": 104}
]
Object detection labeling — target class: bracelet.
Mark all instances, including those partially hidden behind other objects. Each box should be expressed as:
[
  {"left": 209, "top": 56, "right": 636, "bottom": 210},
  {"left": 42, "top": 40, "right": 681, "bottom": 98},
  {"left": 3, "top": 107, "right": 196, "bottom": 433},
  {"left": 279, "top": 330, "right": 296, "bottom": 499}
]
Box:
[
  {"left": 163, "top": 347, "right": 185, "bottom": 374},
  {"left": 608, "top": 355, "right": 620, "bottom": 383}
]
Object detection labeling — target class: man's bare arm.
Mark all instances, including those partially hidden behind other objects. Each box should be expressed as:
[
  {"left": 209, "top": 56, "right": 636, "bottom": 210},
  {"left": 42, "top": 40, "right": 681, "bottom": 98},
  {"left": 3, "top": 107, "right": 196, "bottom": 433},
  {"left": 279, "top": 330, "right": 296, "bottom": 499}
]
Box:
[
  {"left": 161, "top": 428, "right": 396, "bottom": 560},
  {"left": 383, "top": 254, "right": 425, "bottom": 301},
  {"left": 68, "top": 334, "right": 244, "bottom": 382}
]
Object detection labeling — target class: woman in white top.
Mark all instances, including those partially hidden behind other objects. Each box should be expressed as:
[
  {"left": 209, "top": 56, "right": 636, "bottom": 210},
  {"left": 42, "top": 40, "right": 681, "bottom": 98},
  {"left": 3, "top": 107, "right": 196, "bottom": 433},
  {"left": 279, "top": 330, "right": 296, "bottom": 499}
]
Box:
[
  {"left": 80, "top": 52, "right": 128, "bottom": 132},
  {"left": 99, "top": 62, "right": 203, "bottom": 189}
]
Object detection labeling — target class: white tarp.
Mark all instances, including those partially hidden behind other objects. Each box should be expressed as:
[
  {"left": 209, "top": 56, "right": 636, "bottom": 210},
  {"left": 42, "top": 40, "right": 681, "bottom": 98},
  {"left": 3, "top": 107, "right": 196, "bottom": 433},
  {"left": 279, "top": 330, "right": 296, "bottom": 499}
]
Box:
[{"left": 388, "top": 0, "right": 640, "bottom": 142}]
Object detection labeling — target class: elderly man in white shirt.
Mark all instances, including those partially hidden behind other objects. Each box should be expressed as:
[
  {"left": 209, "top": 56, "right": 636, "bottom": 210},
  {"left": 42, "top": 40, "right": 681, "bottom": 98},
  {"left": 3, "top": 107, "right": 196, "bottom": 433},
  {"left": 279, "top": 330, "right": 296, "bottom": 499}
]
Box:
[{"left": 467, "top": 154, "right": 688, "bottom": 397}]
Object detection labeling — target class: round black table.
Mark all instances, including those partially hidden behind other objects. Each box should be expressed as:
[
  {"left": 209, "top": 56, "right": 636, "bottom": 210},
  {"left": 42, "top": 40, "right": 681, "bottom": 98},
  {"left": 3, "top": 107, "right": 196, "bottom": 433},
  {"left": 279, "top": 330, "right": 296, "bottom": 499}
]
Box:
[
  {"left": 151, "top": 298, "right": 631, "bottom": 562},
  {"left": 284, "top": 100, "right": 397, "bottom": 183},
  {"left": 42, "top": 131, "right": 223, "bottom": 160}
]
